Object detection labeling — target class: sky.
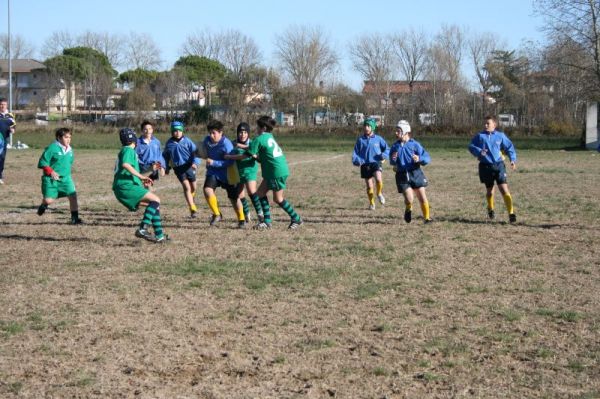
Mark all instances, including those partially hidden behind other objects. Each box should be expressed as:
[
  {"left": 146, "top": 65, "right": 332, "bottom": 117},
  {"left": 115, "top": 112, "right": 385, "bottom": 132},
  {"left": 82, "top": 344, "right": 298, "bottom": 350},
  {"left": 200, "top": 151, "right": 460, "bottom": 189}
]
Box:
[{"left": 2, "top": 0, "right": 547, "bottom": 90}]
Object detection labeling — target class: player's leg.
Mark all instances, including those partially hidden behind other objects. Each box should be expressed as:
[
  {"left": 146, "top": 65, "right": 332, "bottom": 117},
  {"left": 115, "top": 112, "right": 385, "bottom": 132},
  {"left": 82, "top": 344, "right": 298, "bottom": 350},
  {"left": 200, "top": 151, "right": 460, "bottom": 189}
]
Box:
[
  {"left": 180, "top": 178, "right": 197, "bottom": 218},
  {"left": 403, "top": 188, "right": 414, "bottom": 223},
  {"left": 67, "top": 193, "right": 82, "bottom": 224},
  {"left": 374, "top": 169, "right": 385, "bottom": 205},
  {"left": 136, "top": 192, "right": 167, "bottom": 241},
  {"left": 226, "top": 183, "right": 245, "bottom": 227},
  {"left": 37, "top": 197, "right": 54, "bottom": 216},
  {"left": 246, "top": 180, "right": 264, "bottom": 222},
  {"left": 272, "top": 185, "right": 302, "bottom": 229},
  {"left": 415, "top": 187, "right": 431, "bottom": 223},
  {"left": 498, "top": 183, "right": 516, "bottom": 222},
  {"left": 365, "top": 177, "right": 375, "bottom": 210},
  {"left": 255, "top": 180, "right": 272, "bottom": 228}
]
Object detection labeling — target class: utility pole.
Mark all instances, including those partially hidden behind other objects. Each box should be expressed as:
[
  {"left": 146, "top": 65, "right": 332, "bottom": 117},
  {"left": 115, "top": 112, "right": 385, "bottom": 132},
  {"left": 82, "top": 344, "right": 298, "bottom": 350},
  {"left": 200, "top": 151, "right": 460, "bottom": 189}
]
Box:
[{"left": 7, "top": 0, "right": 13, "bottom": 147}]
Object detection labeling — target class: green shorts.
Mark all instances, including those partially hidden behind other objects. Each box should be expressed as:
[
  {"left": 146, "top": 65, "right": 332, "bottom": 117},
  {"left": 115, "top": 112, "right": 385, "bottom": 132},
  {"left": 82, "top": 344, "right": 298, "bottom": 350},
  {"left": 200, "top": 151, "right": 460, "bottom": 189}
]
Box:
[
  {"left": 41, "top": 175, "right": 76, "bottom": 199},
  {"left": 239, "top": 168, "right": 258, "bottom": 184},
  {"left": 113, "top": 182, "right": 148, "bottom": 211},
  {"left": 265, "top": 175, "right": 288, "bottom": 191}
]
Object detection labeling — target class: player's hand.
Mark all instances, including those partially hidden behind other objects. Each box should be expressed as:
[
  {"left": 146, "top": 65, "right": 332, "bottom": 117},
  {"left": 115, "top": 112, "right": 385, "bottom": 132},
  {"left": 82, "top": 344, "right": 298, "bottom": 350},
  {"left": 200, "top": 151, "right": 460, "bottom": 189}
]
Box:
[
  {"left": 510, "top": 161, "right": 516, "bottom": 170},
  {"left": 481, "top": 148, "right": 488, "bottom": 156},
  {"left": 142, "top": 177, "right": 153, "bottom": 188},
  {"left": 412, "top": 154, "right": 420, "bottom": 162},
  {"left": 152, "top": 162, "right": 161, "bottom": 171},
  {"left": 205, "top": 158, "right": 213, "bottom": 166},
  {"left": 51, "top": 171, "right": 60, "bottom": 180},
  {"left": 390, "top": 152, "right": 398, "bottom": 161},
  {"left": 192, "top": 163, "right": 198, "bottom": 169}
]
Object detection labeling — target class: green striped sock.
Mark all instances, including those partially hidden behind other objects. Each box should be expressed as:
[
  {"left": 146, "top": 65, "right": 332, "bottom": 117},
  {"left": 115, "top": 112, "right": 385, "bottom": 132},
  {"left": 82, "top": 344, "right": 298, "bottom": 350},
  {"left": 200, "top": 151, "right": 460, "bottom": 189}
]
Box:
[
  {"left": 241, "top": 197, "right": 250, "bottom": 219},
  {"left": 152, "top": 213, "right": 163, "bottom": 239},
  {"left": 259, "top": 197, "right": 271, "bottom": 224},
  {"left": 140, "top": 206, "right": 156, "bottom": 228},
  {"left": 251, "top": 194, "right": 263, "bottom": 216},
  {"left": 278, "top": 200, "right": 300, "bottom": 222}
]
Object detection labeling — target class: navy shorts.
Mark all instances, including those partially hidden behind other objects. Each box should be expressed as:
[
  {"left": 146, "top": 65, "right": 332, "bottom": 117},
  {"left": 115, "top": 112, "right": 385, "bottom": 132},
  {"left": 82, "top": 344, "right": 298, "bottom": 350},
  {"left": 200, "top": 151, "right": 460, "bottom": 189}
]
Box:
[
  {"left": 479, "top": 162, "right": 507, "bottom": 188},
  {"left": 360, "top": 162, "right": 382, "bottom": 179},
  {"left": 174, "top": 164, "right": 197, "bottom": 183},
  {"left": 395, "top": 168, "right": 428, "bottom": 193},
  {"left": 204, "top": 174, "right": 242, "bottom": 199}
]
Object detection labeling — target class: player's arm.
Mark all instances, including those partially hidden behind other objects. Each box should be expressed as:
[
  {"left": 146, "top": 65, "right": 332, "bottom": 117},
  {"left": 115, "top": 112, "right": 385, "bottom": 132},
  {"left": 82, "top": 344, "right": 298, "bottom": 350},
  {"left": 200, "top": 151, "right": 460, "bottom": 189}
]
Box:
[
  {"left": 122, "top": 162, "right": 152, "bottom": 185},
  {"left": 501, "top": 135, "right": 517, "bottom": 169},
  {"left": 352, "top": 140, "right": 364, "bottom": 166},
  {"left": 417, "top": 143, "right": 431, "bottom": 166},
  {"left": 37, "top": 149, "right": 60, "bottom": 180},
  {"left": 468, "top": 136, "right": 484, "bottom": 159}
]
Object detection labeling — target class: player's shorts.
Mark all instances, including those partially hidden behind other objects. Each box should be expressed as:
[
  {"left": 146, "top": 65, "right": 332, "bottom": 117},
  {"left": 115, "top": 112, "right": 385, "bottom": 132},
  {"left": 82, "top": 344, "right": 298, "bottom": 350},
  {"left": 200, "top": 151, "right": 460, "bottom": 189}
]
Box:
[
  {"left": 239, "top": 166, "right": 258, "bottom": 184},
  {"left": 174, "top": 164, "right": 197, "bottom": 183},
  {"left": 479, "top": 162, "right": 507, "bottom": 188},
  {"left": 264, "top": 175, "right": 288, "bottom": 191},
  {"left": 41, "top": 175, "right": 76, "bottom": 199},
  {"left": 360, "top": 162, "right": 382, "bottom": 179},
  {"left": 395, "top": 168, "right": 428, "bottom": 193},
  {"left": 204, "top": 174, "right": 243, "bottom": 199},
  {"left": 113, "top": 182, "right": 148, "bottom": 211}
]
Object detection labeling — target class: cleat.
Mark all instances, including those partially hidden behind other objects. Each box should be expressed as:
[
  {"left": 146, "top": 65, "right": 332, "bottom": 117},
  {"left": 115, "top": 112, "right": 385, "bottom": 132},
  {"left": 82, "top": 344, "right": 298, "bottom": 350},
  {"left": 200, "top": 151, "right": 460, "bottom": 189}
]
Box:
[
  {"left": 424, "top": 218, "right": 433, "bottom": 224},
  {"left": 135, "top": 228, "right": 156, "bottom": 242},
  {"left": 288, "top": 219, "right": 303, "bottom": 230},
  {"left": 377, "top": 194, "right": 385, "bottom": 205},
  {"left": 209, "top": 214, "right": 222, "bottom": 227},
  {"left": 37, "top": 204, "right": 47, "bottom": 216},
  {"left": 238, "top": 220, "right": 247, "bottom": 229},
  {"left": 155, "top": 234, "right": 171, "bottom": 243},
  {"left": 509, "top": 213, "right": 517, "bottom": 223},
  {"left": 257, "top": 213, "right": 264, "bottom": 223},
  {"left": 0, "top": 179, "right": 4, "bottom": 185},
  {"left": 404, "top": 210, "right": 412, "bottom": 223},
  {"left": 368, "top": 204, "right": 376, "bottom": 211},
  {"left": 70, "top": 218, "right": 83, "bottom": 225},
  {"left": 253, "top": 222, "right": 271, "bottom": 230},
  {"left": 488, "top": 209, "right": 495, "bottom": 220},
  {"left": 190, "top": 210, "right": 198, "bottom": 219}
]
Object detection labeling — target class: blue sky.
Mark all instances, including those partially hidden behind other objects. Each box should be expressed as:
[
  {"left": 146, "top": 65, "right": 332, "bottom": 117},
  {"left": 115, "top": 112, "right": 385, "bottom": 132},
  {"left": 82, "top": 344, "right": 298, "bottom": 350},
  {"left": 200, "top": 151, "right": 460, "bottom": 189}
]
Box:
[{"left": 3, "top": 0, "right": 546, "bottom": 90}]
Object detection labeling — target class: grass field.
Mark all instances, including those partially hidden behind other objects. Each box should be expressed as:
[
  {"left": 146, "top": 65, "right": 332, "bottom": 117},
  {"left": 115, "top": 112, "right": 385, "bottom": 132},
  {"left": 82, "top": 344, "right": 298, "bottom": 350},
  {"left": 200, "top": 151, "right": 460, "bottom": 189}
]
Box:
[{"left": 0, "top": 134, "right": 599, "bottom": 398}]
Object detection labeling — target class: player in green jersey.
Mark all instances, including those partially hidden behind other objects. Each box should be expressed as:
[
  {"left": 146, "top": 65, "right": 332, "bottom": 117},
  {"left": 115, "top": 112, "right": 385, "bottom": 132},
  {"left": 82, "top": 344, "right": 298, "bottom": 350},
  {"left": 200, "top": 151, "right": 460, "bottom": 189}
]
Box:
[
  {"left": 245, "top": 115, "right": 302, "bottom": 229},
  {"left": 36, "top": 127, "right": 82, "bottom": 224},
  {"left": 113, "top": 128, "right": 169, "bottom": 243},
  {"left": 225, "top": 122, "right": 263, "bottom": 224}
]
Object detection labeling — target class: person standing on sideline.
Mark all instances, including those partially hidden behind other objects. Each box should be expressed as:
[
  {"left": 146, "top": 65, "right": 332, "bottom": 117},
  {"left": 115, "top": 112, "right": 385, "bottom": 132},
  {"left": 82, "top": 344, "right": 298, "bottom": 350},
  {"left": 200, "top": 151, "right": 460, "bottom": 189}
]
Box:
[
  {"left": 36, "top": 127, "right": 82, "bottom": 225},
  {"left": 352, "top": 118, "right": 389, "bottom": 210},
  {"left": 0, "top": 97, "right": 16, "bottom": 184},
  {"left": 468, "top": 115, "right": 517, "bottom": 223}
]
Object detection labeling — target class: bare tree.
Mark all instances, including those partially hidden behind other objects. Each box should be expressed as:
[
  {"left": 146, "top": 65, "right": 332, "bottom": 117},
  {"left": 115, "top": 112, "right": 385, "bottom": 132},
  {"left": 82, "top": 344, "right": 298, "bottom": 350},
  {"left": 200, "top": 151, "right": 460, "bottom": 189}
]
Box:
[
  {"left": 40, "top": 30, "right": 74, "bottom": 59},
  {"left": 467, "top": 31, "right": 505, "bottom": 116},
  {"left": 0, "top": 34, "right": 35, "bottom": 59},
  {"left": 534, "top": 0, "right": 600, "bottom": 97},
  {"left": 348, "top": 33, "right": 394, "bottom": 115},
  {"left": 274, "top": 25, "right": 339, "bottom": 123},
  {"left": 124, "top": 32, "right": 162, "bottom": 70},
  {"left": 77, "top": 31, "right": 124, "bottom": 68},
  {"left": 181, "top": 29, "right": 225, "bottom": 60},
  {"left": 392, "top": 29, "right": 429, "bottom": 119}
]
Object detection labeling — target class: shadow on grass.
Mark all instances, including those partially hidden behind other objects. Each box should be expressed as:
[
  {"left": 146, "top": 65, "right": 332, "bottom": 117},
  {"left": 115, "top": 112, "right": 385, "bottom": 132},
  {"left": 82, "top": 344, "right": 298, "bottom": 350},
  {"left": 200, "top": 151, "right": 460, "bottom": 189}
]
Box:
[
  {"left": 441, "top": 216, "right": 565, "bottom": 229},
  {"left": 0, "top": 233, "right": 91, "bottom": 242}
]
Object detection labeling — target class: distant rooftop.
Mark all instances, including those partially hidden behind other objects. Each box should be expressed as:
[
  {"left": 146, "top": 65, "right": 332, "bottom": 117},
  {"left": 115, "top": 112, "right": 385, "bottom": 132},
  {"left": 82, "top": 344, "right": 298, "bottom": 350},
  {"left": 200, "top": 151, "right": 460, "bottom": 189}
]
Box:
[{"left": 0, "top": 59, "right": 47, "bottom": 73}]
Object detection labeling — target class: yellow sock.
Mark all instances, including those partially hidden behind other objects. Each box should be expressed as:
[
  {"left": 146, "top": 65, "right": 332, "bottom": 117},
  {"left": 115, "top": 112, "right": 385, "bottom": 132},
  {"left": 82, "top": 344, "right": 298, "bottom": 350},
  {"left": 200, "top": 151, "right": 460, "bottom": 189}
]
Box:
[
  {"left": 206, "top": 195, "right": 220, "bottom": 216},
  {"left": 405, "top": 202, "right": 413, "bottom": 211},
  {"left": 420, "top": 201, "right": 430, "bottom": 220},
  {"left": 191, "top": 190, "right": 196, "bottom": 198},
  {"left": 235, "top": 206, "right": 245, "bottom": 222},
  {"left": 190, "top": 203, "right": 197, "bottom": 212},
  {"left": 367, "top": 188, "right": 375, "bottom": 205},
  {"left": 376, "top": 181, "right": 383, "bottom": 196},
  {"left": 503, "top": 193, "right": 514, "bottom": 214},
  {"left": 486, "top": 194, "right": 494, "bottom": 210}
]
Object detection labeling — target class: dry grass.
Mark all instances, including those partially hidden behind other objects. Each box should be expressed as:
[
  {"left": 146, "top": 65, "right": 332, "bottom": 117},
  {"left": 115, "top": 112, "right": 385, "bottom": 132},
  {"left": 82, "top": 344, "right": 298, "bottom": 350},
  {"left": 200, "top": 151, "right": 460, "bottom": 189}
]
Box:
[{"left": 0, "top": 146, "right": 599, "bottom": 398}]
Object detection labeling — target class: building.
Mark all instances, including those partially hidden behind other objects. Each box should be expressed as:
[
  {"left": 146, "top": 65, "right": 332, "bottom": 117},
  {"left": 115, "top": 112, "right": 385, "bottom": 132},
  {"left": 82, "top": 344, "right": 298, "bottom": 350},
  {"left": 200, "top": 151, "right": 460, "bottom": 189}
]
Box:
[
  {"left": 362, "top": 80, "right": 452, "bottom": 111},
  {"left": 0, "top": 59, "right": 73, "bottom": 111}
]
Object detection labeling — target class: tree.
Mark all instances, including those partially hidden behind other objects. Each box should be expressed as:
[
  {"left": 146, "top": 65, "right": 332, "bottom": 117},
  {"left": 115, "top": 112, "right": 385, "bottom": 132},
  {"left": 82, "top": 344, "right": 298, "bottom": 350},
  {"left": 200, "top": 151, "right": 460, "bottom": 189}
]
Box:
[
  {"left": 485, "top": 50, "right": 530, "bottom": 115},
  {"left": 44, "top": 55, "right": 87, "bottom": 111},
  {"left": 124, "top": 32, "right": 162, "bottom": 70},
  {"left": 534, "top": 0, "right": 600, "bottom": 98},
  {"left": 77, "top": 31, "right": 124, "bottom": 69},
  {"left": 392, "top": 29, "right": 429, "bottom": 119},
  {"left": 468, "top": 31, "right": 505, "bottom": 116},
  {"left": 40, "top": 30, "right": 75, "bottom": 60},
  {"left": 274, "top": 25, "right": 339, "bottom": 124},
  {"left": 174, "top": 56, "right": 227, "bottom": 106},
  {"left": 0, "top": 34, "right": 35, "bottom": 59},
  {"left": 119, "top": 68, "right": 159, "bottom": 88},
  {"left": 348, "top": 33, "right": 394, "bottom": 115}
]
